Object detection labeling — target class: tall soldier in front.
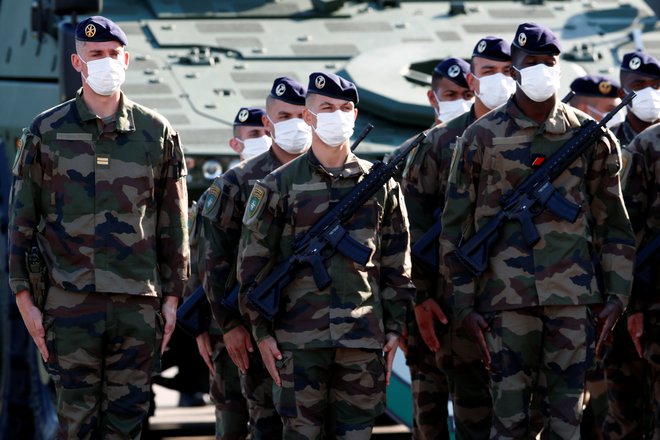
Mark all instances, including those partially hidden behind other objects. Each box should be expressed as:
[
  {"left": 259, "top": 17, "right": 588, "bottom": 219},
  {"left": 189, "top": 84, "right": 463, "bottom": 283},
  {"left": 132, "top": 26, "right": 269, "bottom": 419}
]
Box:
[
  {"left": 404, "top": 36, "right": 515, "bottom": 440},
  {"left": 440, "top": 22, "right": 635, "bottom": 439},
  {"left": 201, "top": 77, "right": 311, "bottom": 439},
  {"left": 237, "top": 72, "right": 415, "bottom": 439},
  {"left": 9, "top": 16, "right": 189, "bottom": 439}
]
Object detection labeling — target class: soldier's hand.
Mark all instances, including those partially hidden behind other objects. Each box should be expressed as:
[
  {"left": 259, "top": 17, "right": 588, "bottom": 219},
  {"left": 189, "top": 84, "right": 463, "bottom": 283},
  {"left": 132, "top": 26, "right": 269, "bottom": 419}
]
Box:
[
  {"left": 383, "top": 333, "right": 399, "bottom": 386},
  {"left": 463, "top": 311, "right": 491, "bottom": 368},
  {"left": 414, "top": 299, "right": 448, "bottom": 352},
  {"left": 627, "top": 312, "right": 644, "bottom": 358},
  {"left": 224, "top": 325, "right": 254, "bottom": 373},
  {"left": 595, "top": 302, "right": 622, "bottom": 358},
  {"left": 257, "top": 336, "right": 282, "bottom": 386},
  {"left": 161, "top": 295, "right": 179, "bottom": 355},
  {"left": 195, "top": 331, "right": 215, "bottom": 374},
  {"left": 15, "top": 290, "right": 48, "bottom": 362}
]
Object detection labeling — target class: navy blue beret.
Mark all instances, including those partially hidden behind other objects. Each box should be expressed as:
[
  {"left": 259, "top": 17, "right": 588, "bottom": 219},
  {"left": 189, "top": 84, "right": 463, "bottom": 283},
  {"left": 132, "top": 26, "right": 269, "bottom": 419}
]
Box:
[
  {"left": 233, "top": 107, "right": 266, "bottom": 127},
  {"left": 432, "top": 58, "right": 470, "bottom": 88},
  {"left": 570, "top": 75, "right": 620, "bottom": 98},
  {"left": 472, "top": 36, "right": 511, "bottom": 62},
  {"left": 621, "top": 52, "right": 660, "bottom": 78},
  {"left": 269, "top": 77, "right": 306, "bottom": 106},
  {"left": 75, "top": 16, "right": 128, "bottom": 46},
  {"left": 511, "top": 22, "right": 561, "bottom": 55},
  {"left": 307, "top": 72, "right": 359, "bottom": 105}
]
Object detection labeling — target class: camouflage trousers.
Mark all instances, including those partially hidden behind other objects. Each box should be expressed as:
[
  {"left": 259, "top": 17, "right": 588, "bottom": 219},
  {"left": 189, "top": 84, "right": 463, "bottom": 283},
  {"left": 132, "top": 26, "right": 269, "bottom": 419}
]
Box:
[
  {"left": 239, "top": 349, "right": 282, "bottom": 439},
  {"left": 210, "top": 335, "right": 249, "bottom": 440},
  {"left": 275, "top": 347, "right": 386, "bottom": 440},
  {"left": 43, "top": 287, "right": 162, "bottom": 440},
  {"left": 484, "top": 305, "right": 595, "bottom": 440},
  {"left": 645, "top": 311, "right": 660, "bottom": 440},
  {"left": 602, "top": 322, "right": 649, "bottom": 439},
  {"left": 406, "top": 320, "right": 450, "bottom": 440},
  {"left": 442, "top": 316, "right": 493, "bottom": 440},
  {"left": 581, "top": 363, "right": 607, "bottom": 439}
]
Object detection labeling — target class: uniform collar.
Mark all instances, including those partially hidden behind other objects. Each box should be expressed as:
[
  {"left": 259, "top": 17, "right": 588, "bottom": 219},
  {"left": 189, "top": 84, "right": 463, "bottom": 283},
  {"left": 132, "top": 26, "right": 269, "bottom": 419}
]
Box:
[
  {"left": 505, "top": 97, "right": 578, "bottom": 134},
  {"left": 75, "top": 88, "right": 136, "bottom": 133},
  {"left": 306, "top": 148, "right": 368, "bottom": 178}
]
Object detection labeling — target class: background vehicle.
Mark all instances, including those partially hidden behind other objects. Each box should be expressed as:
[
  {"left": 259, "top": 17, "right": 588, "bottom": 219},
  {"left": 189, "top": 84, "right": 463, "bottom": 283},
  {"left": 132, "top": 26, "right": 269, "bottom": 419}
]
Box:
[{"left": 1, "top": 0, "right": 658, "bottom": 437}]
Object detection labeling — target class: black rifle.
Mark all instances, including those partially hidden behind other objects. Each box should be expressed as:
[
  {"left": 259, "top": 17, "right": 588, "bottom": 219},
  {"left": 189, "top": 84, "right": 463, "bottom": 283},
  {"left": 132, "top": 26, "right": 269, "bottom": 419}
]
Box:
[
  {"left": 26, "top": 243, "right": 48, "bottom": 311},
  {"left": 561, "top": 90, "right": 576, "bottom": 104},
  {"left": 247, "top": 131, "right": 428, "bottom": 321},
  {"left": 410, "top": 208, "right": 442, "bottom": 276},
  {"left": 176, "top": 285, "right": 212, "bottom": 337},
  {"left": 220, "top": 123, "right": 375, "bottom": 317},
  {"left": 454, "top": 92, "right": 635, "bottom": 277},
  {"left": 635, "top": 233, "right": 660, "bottom": 287}
]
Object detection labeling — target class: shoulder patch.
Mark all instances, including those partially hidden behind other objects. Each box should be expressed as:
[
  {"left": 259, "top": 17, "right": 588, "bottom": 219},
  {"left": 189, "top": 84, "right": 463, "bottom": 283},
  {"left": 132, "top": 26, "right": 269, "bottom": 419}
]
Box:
[
  {"left": 202, "top": 180, "right": 222, "bottom": 219},
  {"left": 243, "top": 182, "right": 268, "bottom": 226},
  {"left": 12, "top": 129, "right": 36, "bottom": 177}
]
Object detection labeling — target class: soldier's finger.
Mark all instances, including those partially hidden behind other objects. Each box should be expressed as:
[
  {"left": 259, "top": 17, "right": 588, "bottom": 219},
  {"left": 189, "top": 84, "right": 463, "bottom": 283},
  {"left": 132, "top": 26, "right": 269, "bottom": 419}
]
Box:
[
  {"left": 161, "top": 329, "right": 173, "bottom": 355},
  {"left": 419, "top": 326, "right": 440, "bottom": 352},
  {"left": 595, "top": 329, "right": 609, "bottom": 357},
  {"left": 238, "top": 347, "right": 250, "bottom": 372},
  {"left": 631, "top": 336, "right": 643, "bottom": 358},
  {"left": 34, "top": 336, "right": 49, "bottom": 362},
  {"left": 244, "top": 335, "right": 254, "bottom": 353},
  {"left": 476, "top": 331, "right": 490, "bottom": 368},
  {"left": 385, "top": 348, "right": 396, "bottom": 386},
  {"left": 430, "top": 302, "right": 448, "bottom": 325}
]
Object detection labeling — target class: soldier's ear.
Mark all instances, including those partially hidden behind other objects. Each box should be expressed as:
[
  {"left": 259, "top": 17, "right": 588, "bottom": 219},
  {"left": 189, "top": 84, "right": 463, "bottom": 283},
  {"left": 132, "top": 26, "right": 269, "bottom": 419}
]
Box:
[
  {"left": 229, "top": 138, "right": 242, "bottom": 154},
  {"left": 427, "top": 89, "right": 437, "bottom": 108},
  {"left": 302, "top": 108, "right": 315, "bottom": 128},
  {"left": 71, "top": 53, "right": 83, "bottom": 73}
]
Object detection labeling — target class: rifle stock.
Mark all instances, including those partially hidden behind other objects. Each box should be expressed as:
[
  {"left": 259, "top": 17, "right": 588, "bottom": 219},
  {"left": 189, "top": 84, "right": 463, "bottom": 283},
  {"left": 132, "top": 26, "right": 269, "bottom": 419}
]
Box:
[
  {"left": 176, "top": 285, "right": 212, "bottom": 337},
  {"left": 247, "top": 130, "right": 428, "bottom": 321},
  {"left": 454, "top": 92, "right": 635, "bottom": 277},
  {"left": 410, "top": 209, "right": 442, "bottom": 275}
]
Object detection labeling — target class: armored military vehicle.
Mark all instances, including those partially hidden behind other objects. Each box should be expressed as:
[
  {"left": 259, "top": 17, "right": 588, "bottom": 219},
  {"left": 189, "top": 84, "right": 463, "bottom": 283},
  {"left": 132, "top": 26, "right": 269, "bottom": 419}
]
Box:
[{"left": 0, "top": 0, "right": 658, "bottom": 435}]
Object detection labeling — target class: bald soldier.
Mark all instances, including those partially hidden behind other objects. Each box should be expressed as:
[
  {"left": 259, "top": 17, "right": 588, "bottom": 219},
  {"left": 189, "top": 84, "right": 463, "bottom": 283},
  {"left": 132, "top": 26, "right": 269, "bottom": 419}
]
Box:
[
  {"left": 440, "top": 22, "right": 634, "bottom": 439},
  {"left": 200, "top": 77, "right": 311, "bottom": 439},
  {"left": 9, "top": 16, "right": 189, "bottom": 438},
  {"left": 238, "top": 72, "right": 415, "bottom": 439},
  {"left": 403, "top": 36, "right": 515, "bottom": 440}
]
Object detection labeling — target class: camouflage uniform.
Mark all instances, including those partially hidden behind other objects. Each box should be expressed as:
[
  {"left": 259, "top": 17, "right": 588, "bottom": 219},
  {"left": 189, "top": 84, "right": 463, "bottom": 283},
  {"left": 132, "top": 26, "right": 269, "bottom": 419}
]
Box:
[
  {"left": 186, "top": 191, "right": 249, "bottom": 440},
  {"left": 403, "top": 108, "right": 492, "bottom": 440},
  {"left": 441, "top": 99, "right": 635, "bottom": 439},
  {"left": 9, "top": 89, "right": 190, "bottom": 439},
  {"left": 202, "top": 149, "right": 285, "bottom": 440},
  {"left": 622, "top": 123, "right": 660, "bottom": 439},
  {"left": 237, "top": 149, "right": 415, "bottom": 439}
]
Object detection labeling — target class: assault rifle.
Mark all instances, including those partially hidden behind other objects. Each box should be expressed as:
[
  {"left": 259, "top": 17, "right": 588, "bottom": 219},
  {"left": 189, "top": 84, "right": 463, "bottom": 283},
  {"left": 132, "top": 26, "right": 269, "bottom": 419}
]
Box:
[
  {"left": 454, "top": 92, "right": 635, "bottom": 277},
  {"left": 176, "top": 285, "right": 211, "bottom": 337},
  {"left": 26, "top": 244, "right": 48, "bottom": 311},
  {"left": 220, "top": 123, "right": 375, "bottom": 318},
  {"left": 247, "top": 130, "right": 427, "bottom": 321},
  {"left": 635, "top": 233, "right": 660, "bottom": 287}
]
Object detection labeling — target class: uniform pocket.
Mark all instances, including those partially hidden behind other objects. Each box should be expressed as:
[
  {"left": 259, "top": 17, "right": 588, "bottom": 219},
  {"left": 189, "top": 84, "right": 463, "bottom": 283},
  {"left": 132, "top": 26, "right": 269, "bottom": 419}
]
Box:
[{"left": 273, "top": 350, "right": 296, "bottom": 418}]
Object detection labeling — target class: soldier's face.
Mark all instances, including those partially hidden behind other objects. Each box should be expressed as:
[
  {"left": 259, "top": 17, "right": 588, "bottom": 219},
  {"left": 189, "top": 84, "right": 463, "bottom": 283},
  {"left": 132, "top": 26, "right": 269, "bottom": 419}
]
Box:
[
  {"left": 573, "top": 96, "right": 620, "bottom": 121},
  {"left": 229, "top": 126, "right": 268, "bottom": 154},
  {"left": 511, "top": 52, "right": 558, "bottom": 83},
  {"left": 71, "top": 41, "right": 128, "bottom": 75},
  {"left": 427, "top": 77, "right": 473, "bottom": 109},
  {"left": 467, "top": 57, "right": 512, "bottom": 94},
  {"left": 302, "top": 94, "right": 356, "bottom": 129},
  {"left": 264, "top": 99, "right": 305, "bottom": 133},
  {"left": 619, "top": 72, "right": 660, "bottom": 94}
]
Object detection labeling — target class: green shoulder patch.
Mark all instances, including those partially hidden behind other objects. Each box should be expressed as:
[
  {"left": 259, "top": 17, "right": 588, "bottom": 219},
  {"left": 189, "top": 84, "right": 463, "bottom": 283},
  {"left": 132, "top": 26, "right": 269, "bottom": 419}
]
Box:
[
  {"left": 202, "top": 182, "right": 222, "bottom": 219},
  {"left": 244, "top": 182, "right": 268, "bottom": 225}
]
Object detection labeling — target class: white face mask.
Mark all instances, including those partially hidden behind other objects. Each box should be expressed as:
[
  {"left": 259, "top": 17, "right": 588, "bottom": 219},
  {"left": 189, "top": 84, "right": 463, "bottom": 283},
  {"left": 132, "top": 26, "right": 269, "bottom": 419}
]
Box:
[
  {"left": 475, "top": 73, "right": 516, "bottom": 110},
  {"left": 515, "top": 63, "right": 561, "bottom": 103},
  {"left": 238, "top": 135, "right": 272, "bottom": 161},
  {"left": 79, "top": 55, "right": 126, "bottom": 96},
  {"left": 434, "top": 93, "right": 473, "bottom": 123},
  {"left": 310, "top": 109, "right": 355, "bottom": 148},
  {"left": 629, "top": 86, "right": 660, "bottom": 123},
  {"left": 268, "top": 117, "right": 312, "bottom": 154}
]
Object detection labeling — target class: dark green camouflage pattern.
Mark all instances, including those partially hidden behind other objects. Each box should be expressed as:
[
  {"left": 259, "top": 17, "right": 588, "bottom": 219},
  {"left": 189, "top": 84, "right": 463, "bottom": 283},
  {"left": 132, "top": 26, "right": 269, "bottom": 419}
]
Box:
[
  {"left": 9, "top": 89, "right": 190, "bottom": 298},
  {"left": 237, "top": 149, "right": 415, "bottom": 349}
]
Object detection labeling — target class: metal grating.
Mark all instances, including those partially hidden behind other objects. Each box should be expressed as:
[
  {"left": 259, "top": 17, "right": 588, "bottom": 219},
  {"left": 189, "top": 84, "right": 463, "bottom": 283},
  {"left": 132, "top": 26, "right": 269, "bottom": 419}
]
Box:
[
  {"left": 436, "top": 31, "right": 461, "bottom": 42},
  {"left": 325, "top": 21, "right": 392, "bottom": 32},
  {"left": 196, "top": 22, "right": 265, "bottom": 34},
  {"left": 162, "top": 114, "right": 191, "bottom": 125},
  {"left": 291, "top": 44, "right": 359, "bottom": 57},
  {"left": 230, "top": 72, "right": 300, "bottom": 83},
  {"left": 488, "top": 8, "right": 554, "bottom": 19},
  {"left": 136, "top": 97, "right": 182, "bottom": 109},
  {"left": 122, "top": 83, "right": 173, "bottom": 95},
  {"left": 215, "top": 37, "right": 262, "bottom": 48},
  {"left": 178, "top": 128, "right": 232, "bottom": 145},
  {"left": 463, "top": 24, "right": 518, "bottom": 34},
  {"left": 239, "top": 88, "right": 271, "bottom": 99}
]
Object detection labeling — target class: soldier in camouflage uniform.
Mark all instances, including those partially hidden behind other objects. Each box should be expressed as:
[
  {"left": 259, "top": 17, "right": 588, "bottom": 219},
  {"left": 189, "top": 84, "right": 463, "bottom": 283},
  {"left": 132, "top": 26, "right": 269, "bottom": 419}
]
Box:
[
  {"left": 566, "top": 75, "right": 622, "bottom": 440},
  {"left": 602, "top": 52, "right": 660, "bottom": 440},
  {"left": 202, "top": 77, "right": 311, "bottom": 439},
  {"left": 624, "top": 122, "right": 660, "bottom": 440},
  {"left": 9, "top": 16, "right": 189, "bottom": 439},
  {"left": 440, "top": 22, "right": 635, "bottom": 439},
  {"left": 237, "top": 72, "right": 415, "bottom": 439},
  {"left": 403, "top": 37, "right": 515, "bottom": 440}
]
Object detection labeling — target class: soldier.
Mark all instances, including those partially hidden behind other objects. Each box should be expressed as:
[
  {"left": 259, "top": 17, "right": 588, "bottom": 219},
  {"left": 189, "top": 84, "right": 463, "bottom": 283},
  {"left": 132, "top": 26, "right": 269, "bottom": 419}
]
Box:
[
  {"left": 428, "top": 58, "right": 475, "bottom": 125},
  {"left": 229, "top": 107, "right": 272, "bottom": 161},
  {"left": 623, "top": 122, "right": 660, "bottom": 440},
  {"left": 403, "top": 36, "right": 514, "bottom": 440},
  {"left": 602, "top": 52, "right": 659, "bottom": 439},
  {"left": 201, "top": 77, "right": 311, "bottom": 439},
  {"left": 440, "top": 22, "right": 635, "bottom": 439},
  {"left": 569, "top": 75, "right": 623, "bottom": 124},
  {"left": 237, "top": 72, "right": 415, "bottom": 439},
  {"left": 9, "top": 16, "right": 189, "bottom": 439}
]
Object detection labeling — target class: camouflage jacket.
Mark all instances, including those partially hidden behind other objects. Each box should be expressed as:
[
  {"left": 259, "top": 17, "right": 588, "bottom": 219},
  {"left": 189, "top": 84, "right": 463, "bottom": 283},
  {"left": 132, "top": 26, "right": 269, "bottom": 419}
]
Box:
[
  {"left": 402, "top": 107, "right": 476, "bottom": 304},
  {"left": 237, "top": 149, "right": 415, "bottom": 350},
  {"left": 622, "top": 123, "right": 660, "bottom": 312},
  {"left": 202, "top": 149, "right": 283, "bottom": 334},
  {"left": 9, "top": 89, "right": 190, "bottom": 297},
  {"left": 440, "top": 98, "right": 635, "bottom": 322},
  {"left": 611, "top": 118, "right": 641, "bottom": 189}
]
